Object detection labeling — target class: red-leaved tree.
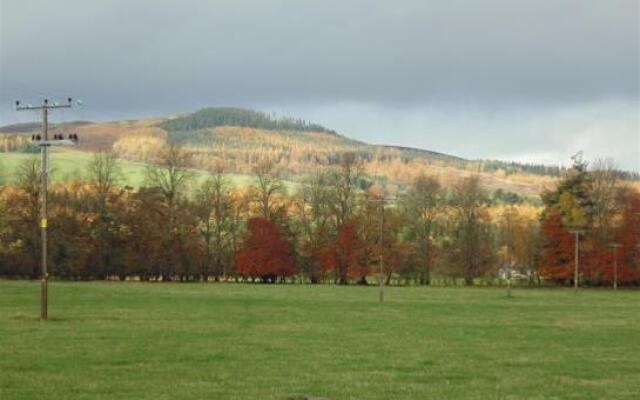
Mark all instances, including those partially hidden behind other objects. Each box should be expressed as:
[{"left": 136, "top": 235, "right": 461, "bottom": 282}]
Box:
[
  {"left": 612, "top": 190, "right": 640, "bottom": 285},
  {"left": 539, "top": 210, "right": 574, "bottom": 283},
  {"left": 321, "top": 221, "right": 365, "bottom": 284},
  {"left": 236, "top": 217, "right": 294, "bottom": 283}
]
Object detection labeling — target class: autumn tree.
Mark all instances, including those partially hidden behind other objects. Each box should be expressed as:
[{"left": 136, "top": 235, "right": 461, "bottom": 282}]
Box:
[
  {"left": 310, "top": 152, "right": 363, "bottom": 284},
  {"left": 196, "top": 167, "right": 235, "bottom": 280},
  {"left": 446, "top": 176, "right": 495, "bottom": 285},
  {"left": 5, "top": 157, "right": 42, "bottom": 277},
  {"left": 321, "top": 221, "right": 365, "bottom": 284},
  {"left": 236, "top": 217, "right": 294, "bottom": 283},
  {"left": 145, "top": 145, "right": 194, "bottom": 280},
  {"left": 497, "top": 206, "right": 541, "bottom": 286},
  {"left": 610, "top": 187, "right": 640, "bottom": 285},
  {"left": 540, "top": 155, "right": 593, "bottom": 284},
  {"left": 121, "top": 187, "right": 164, "bottom": 280},
  {"left": 87, "top": 151, "right": 126, "bottom": 279},
  {"left": 356, "top": 192, "right": 405, "bottom": 285},
  {"left": 296, "top": 171, "right": 334, "bottom": 283},
  {"left": 539, "top": 209, "right": 574, "bottom": 282},
  {"left": 356, "top": 194, "right": 381, "bottom": 285},
  {"left": 402, "top": 174, "right": 441, "bottom": 285},
  {"left": 48, "top": 182, "right": 94, "bottom": 279}
]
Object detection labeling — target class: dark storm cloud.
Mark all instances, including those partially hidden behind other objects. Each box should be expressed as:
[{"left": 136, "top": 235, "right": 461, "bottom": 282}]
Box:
[{"left": 1, "top": 0, "right": 638, "bottom": 170}]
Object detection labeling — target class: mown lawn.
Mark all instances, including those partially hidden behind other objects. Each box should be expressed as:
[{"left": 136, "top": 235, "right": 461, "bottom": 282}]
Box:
[{"left": 0, "top": 281, "right": 638, "bottom": 399}]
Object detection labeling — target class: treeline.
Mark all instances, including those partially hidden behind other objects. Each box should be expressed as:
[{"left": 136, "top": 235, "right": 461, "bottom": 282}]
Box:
[
  {"left": 481, "top": 159, "right": 640, "bottom": 181},
  {"left": 0, "top": 148, "right": 638, "bottom": 285},
  {"left": 480, "top": 160, "right": 563, "bottom": 177},
  {"left": 159, "top": 107, "right": 337, "bottom": 135}
]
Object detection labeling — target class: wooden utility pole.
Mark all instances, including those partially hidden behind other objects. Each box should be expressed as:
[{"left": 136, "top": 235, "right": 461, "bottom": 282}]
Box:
[
  {"left": 609, "top": 243, "right": 622, "bottom": 290},
  {"left": 569, "top": 230, "right": 584, "bottom": 290},
  {"left": 16, "top": 98, "right": 78, "bottom": 320}
]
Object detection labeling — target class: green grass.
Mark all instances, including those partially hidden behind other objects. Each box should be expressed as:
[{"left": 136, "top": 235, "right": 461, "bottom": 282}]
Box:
[
  {"left": 0, "top": 150, "right": 149, "bottom": 187},
  {"left": 1, "top": 282, "right": 638, "bottom": 399},
  {"left": 0, "top": 150, "right": 297, "bottom": 192}
]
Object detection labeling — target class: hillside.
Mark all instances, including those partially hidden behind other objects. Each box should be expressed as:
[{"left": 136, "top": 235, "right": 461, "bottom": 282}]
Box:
[{"left": 0, "top": 106, "right": 600, "bottom": 199}]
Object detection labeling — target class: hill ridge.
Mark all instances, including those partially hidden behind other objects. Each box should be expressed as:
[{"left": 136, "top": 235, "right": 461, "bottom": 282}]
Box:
[{"left": 2, "top": 107, "right": 638, "bottom": 189}]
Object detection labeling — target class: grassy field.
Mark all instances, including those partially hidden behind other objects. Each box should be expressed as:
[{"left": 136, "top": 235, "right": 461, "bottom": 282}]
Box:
[
  {"left": 1, "top": 282, "right": 638, "bottom": 399},
  {"left": 0, "top": 150, "right": 297, "bottom": 191},
  {"left": 0, "top": 150, "right": 149, "bottom": 186}
]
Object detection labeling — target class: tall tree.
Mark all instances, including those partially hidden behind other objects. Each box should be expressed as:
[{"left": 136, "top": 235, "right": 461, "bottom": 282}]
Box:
[
  {"left": 88, "top": 151, "right": 124, "bottom": 279},
  {"left": 196, "top": 168, "right": 234, "bottom": 280},
  {"left": 296, "top": 171, "right": 333, "bottom": 283},
  {"left": 540, "top": 155, "right": 594, "bottom": 284},
  {"left": 447, "top": 176, "right": 495, "bottom": 285},
  {"left": 402, "top": 174, "right": 441, "bottom": 285},
  {"left": 611, "top": 187, "right": 640, "bottom": 285},
  {"left": 323, "top": 152, "right": 361, "bottom": 284},
  {"left": 49, "top": 181, "right": 93, "bottom": 279},
  {"left": 121, "top": 187, "right": 164, "bottom": 280},
  {"left": 321, "top": 221, "right": 365, "bottom": 284},
  {"left": 145, "top": 145, "right": 194, "bottom": 280}
]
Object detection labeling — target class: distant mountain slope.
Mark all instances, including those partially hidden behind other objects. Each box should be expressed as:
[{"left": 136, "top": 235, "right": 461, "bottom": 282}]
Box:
[{"left": 4, "top": 106, "right": 636, "bottom": 199}]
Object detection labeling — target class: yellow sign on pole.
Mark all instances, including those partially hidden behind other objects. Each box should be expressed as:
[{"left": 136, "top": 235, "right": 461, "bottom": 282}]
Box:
[{"left": 40, "top": 218, "right": 47, "bottom": 229}]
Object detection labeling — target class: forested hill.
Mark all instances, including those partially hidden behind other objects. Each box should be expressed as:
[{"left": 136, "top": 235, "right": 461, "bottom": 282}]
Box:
[
  {"left": 1, "top": 106, "right": 638, "bottom": 198},
  {"left": 159, "top": 107, "right": 338, "bottom": 135}
]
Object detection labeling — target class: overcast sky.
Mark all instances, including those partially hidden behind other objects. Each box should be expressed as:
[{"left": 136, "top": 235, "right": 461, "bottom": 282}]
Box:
[{"left": 1, "top": 0, "right": 638, "bottom": 171}]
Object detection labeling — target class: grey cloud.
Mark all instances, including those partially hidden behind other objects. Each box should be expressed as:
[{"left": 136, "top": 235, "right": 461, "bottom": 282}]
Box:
[{"left": 1, "top": 0, "right": 638, "bottom": 169}]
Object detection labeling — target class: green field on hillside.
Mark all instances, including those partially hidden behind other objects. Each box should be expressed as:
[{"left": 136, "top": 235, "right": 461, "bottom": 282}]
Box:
[
  {"left": 1, "top": 282, "right": 638, "bottom": 399},
  {"left": 0, "top": 150, "right": 149, "bottom": 186},
  {"left": 0, "top": 150, "right": 296, "bottom": 191}
]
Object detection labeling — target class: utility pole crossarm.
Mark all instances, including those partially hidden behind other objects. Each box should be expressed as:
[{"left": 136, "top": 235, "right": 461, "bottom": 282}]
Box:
[{"left": 15, "top": 98, "right": 73, "bottom": 111}]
